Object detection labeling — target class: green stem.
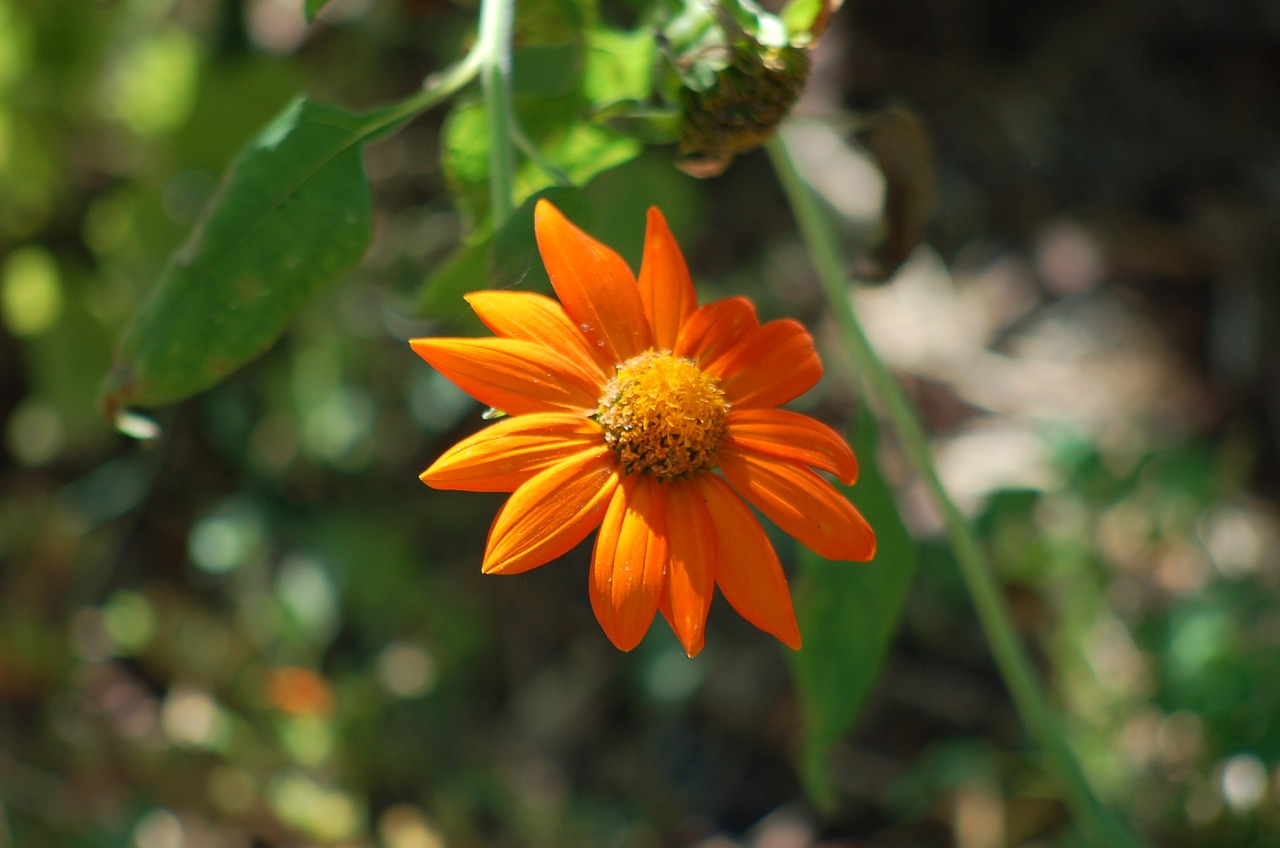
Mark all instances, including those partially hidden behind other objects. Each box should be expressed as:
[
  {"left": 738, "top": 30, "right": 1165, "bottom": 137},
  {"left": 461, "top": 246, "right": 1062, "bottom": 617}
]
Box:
[
  {"left": 367, "top": 50, "right": 483, "bottom": 136},
  {"left": 766, "top": 133, "right": 1144, "bottom": 848},
  {"left": 370, "top": 0, "right": 516, "bottom": 225},
  {"left": 367, "top": 0, "right": 513, "bottom": 220},
  {"left": 477, "top": 0, "right": 517, "bottom": 226}
]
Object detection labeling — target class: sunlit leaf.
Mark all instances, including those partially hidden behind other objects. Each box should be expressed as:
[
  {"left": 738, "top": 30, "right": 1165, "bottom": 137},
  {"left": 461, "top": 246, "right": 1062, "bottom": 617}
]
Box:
[
  {"left": 439, "top": 97, "right": 493, "bottom": 226},
  {"left": 790, "top": 410, "right": 916, "bottom": 807},
  {"left": 441, "top": 91, "right": 639, "bottom": 228},
  {"left": 581, "top": 26, "right": 654, "bottom": 107},
  {"left": 780, "top": 0, "right": 843, "bottom": 42},
  {"left": 534, "top": 117, "right": 638, "bottom": 195},
  {"left": 440, "top": 20, "right": 647, "bottom": 231},
  {"left": 101, "top": 98, "right": 399, "bottom": 414},
  {"left": 719, "top": 0, "right": 791, "bottom": 49},
  {"left": 781, "top": 0, "right": 825, "bottom": 33},
  {"left": 582, "top": 23, "right": 671, "bottom": 144}
]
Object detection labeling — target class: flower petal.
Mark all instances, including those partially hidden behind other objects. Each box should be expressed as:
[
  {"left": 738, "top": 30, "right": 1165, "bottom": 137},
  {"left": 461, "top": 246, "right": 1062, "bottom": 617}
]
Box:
[
  {"left": 695, "top": 474, "right": 801, "bottom": 649},
  {"left": 673, "top": 296, "right": 759, "bottom": 371},
  {"left": 410, "top": 337, "right": 600, "bottom": 414},
  {"left": 421, "top": 412, "right": 604, "bottom": 492},
  {"left": 638, "top": 207, "right": 697, "bottom": 351},
  {"left": 725, "top": 408, "right": 858, "bottom": 485},
  {"left": 659, "top": 479, "right": 716, "bottom": 657},
  {"left": 465, "top": 290, "right": 608, "bottom": 386},
  {"left": 713, "top": 319, "right": 823, "bottom": 409},
  {"left": 719, "top": 447, "right": 876, "bottom": 562},
  {"left": 590, "top": 474, "right": 667, "bottom": 651},
  {"left": 482, "top": 446, "right": 620, "bottom": 574},
  {"left": 534, "top": 200, "right": 651, "bottom": 367}
]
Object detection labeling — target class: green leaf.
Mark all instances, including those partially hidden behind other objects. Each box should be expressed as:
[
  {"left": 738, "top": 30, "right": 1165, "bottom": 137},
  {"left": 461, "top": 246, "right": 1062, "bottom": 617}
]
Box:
[
  {"left": 439, "top": 98, "right": 493, "bottom": 226},
  {"left": 581, "top": 26, "right": 654, "bottom": 107},
  {"left": 441, "top": 91, "right": 640, "bottom": 229},
  {"left": 515, "top": 0, "right": 597, "bottom": 46},
  {"left": 489, "top": 187, "right": 589, "bottom": 290},
  {"left": 102, "top": 98, "right": 391, "bottom": 413},
  {"left": 419, "top": 187, "right": 587, "bottom": 323},
  {"left": 721, "top": 0, "right": 791, "bottom": 48},
  {"left": 789, "top": 410, "right": 917, "bottom": 807},
  {"left": 439, "top": 20, "right": 648, "bottom": 231},
  {"left": 304, "top": 0, "right": 330, "bottom": 23},
  {"left": 512, "top": 44, "right": 583, "bottom": 97},
  {"left": 594, "top": 102, "right": 681, "bottom": 145},
  {"left": 780, "top": 0, "right": 824, "bottom": 36},
  {"left": 533, "top": 117, "right": 639, "bottom": 195},
  {"left": 418, "top": 231, "right": 492, "bottom": 328}
]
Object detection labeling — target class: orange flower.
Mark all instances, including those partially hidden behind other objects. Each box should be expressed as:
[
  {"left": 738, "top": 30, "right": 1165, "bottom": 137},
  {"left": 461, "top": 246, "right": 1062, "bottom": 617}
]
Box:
[{"left": 412, "top": 201, "right": 874, "bottom": 656}]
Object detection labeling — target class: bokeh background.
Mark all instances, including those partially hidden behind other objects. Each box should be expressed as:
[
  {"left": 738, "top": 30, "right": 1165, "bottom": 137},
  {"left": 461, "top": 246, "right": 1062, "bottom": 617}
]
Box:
[{"left": 3, "top": 0, "right": 1280, "bottom": 846}]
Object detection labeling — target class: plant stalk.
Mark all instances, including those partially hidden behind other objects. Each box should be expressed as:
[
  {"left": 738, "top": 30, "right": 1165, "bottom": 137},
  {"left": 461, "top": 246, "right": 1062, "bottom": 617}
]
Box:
[
  {"left": 766, "top": 132, "right": 1144, "bottom": 848},
  {"left": 368, "top": 50, "right": 483, "bottom": 136},
  {"left": 477, "top": 0, "right": 517, "bottom": 226}
]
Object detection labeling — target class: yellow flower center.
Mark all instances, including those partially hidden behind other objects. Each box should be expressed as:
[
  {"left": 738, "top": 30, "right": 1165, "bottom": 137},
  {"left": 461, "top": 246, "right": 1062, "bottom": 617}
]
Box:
[{"left": 596, "top": 350, "right": 729, "bottom": 482}]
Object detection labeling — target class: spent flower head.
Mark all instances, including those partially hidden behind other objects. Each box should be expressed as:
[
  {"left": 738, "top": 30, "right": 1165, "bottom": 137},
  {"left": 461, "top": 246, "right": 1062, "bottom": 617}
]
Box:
[{"left": 660, "top": 0, "right": 836, "bottom": 176}]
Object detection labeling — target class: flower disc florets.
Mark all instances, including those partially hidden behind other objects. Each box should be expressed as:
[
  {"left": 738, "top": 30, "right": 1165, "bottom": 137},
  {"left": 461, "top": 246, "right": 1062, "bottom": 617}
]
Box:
[{"left": 596, "top": 350, "right": 729, "bottom": 481}]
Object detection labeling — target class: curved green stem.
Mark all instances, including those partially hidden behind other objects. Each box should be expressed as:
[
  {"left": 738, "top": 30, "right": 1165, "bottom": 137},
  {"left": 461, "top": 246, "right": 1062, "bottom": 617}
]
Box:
[
  {"left": 766, "top": 133, "right": 1144, "bottom": 848},
  {"left": 477, "top": 0, "right": 517, "bottom": 226},
  {"left": 370, "top": 0, "right": 516, "bottom": 225},
  {"left": 369, "top": 0, "right": 514, "bottom": 222},
  {"left": 366, "top": 50, "right": 483, "bottom": 136}
]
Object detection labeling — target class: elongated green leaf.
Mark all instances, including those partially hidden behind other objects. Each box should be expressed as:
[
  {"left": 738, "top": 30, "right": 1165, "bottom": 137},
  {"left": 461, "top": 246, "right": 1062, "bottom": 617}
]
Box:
[
  {"left": 790, "top": 410, "right": 917, "bottom": 807},
  {"left": 102, "top": 98, "right": 387, "bottom": 413}
]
